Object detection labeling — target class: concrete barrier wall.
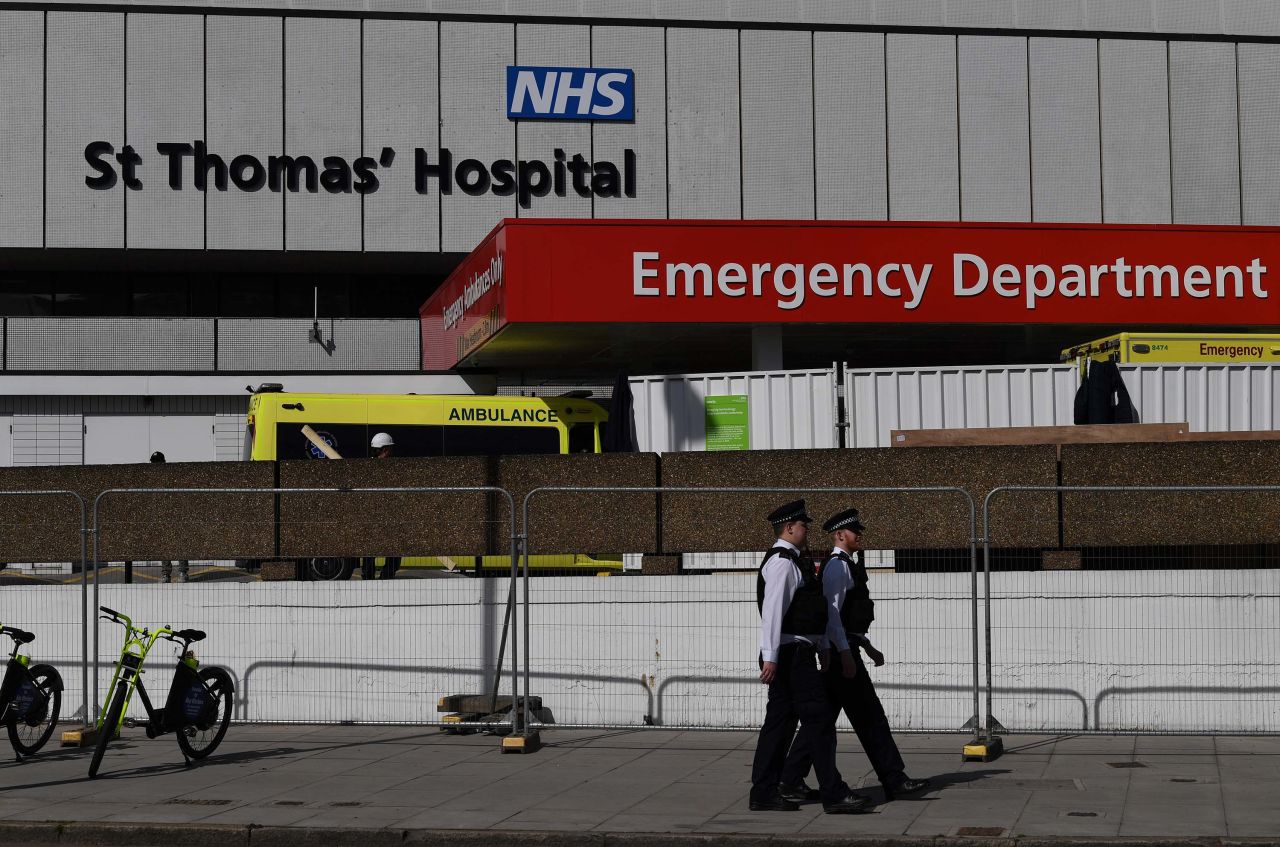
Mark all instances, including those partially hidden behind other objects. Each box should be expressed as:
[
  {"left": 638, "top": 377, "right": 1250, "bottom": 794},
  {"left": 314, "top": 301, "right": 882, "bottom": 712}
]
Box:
[
  {"left": 278, "top": 457, "right": 496, "bottom": 557},
  {"left": 1060, "top": 441, "right": 1280, "bottom": 546},
  {"left": 9, "top": 569, "right": 1278, "bottom": 731},
  {"left": 0, "top": 462, "right": 274, "bottom": 562},
  {"left": 659, "top": 446, "right": 1059, "bottom": 552},
  {"left": 2, "top": 442, "right": 1279, "bottom": 561}
]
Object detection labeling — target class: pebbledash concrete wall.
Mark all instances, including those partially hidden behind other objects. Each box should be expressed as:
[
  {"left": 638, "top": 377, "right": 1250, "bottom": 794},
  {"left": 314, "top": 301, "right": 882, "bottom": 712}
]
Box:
[{"left": 13, "top": 569, "right": 1280, "bottom": 733}]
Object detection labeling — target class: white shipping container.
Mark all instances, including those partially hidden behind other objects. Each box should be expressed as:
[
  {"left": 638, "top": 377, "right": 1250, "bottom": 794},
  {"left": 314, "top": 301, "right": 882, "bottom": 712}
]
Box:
[
  {"left": 1120, "top": 364, "right": 1280, "bottom": 432},
  {"left": 630, "top": 367, "right": 838, "bottom": 453},
  {"left": 844, "top": 364, "right": 1079, "bottom": 448}
]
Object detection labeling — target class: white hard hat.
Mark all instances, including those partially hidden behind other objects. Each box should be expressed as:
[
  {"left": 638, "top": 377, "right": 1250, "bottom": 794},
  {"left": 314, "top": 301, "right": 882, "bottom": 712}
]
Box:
[{"left": 370, "top": 432, "right": 394, "bottom": 449}]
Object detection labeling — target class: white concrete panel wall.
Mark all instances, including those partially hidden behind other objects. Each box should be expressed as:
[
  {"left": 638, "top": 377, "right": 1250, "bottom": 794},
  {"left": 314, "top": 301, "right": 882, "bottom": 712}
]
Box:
[
  {"left": 126, "top": 14, "right": 203, "bottom": 249},
  {"left": 363, "top": 19, "right": 439, "bottom": 252},
  {"left": 845, "top": 364, "right": 1078, "bottom": 448},
  {"left": 958, "top": 35, "right": 1030, "bottom": 222},
  {"left": 514, "top": 23, "right": 592, "bottom": 219},
  {"left": 285, "top": 17, "right": 361, "bottom": 251},
  {"left": 666, "top": 27, "right": 740, "bottom": 219},
  {"left": 886, "top": 34, "right": 959, "bottom": 221},
  {"left": 46, "top": 12, "right": 123, "bottom": 248},
  {"left": 740, "top": 29, "right": 813, "bottom": 219},
  {"left": 0, "top": 11, "right": 44, "bottom": 248},
  {"left": 630, "top": 368, "right": 837, "bottom": 453},
  {"left": 1100, "top": 39, "right": 1171, "bottom": 222},
  {"left": 1028, "top": 37, "right": 1102, "bottom": 222},
  {"left": 813, "top": 31, "right": 887, "bottom": 220},
  {"left": 11, "top": 569, "right": 1279, "bottom": 731},
  {"left": 206, "top": 16, "right": 283, "bottom": 250},
  {"left": 1169, "top": 41, "right": 1240, "bottom": 224},
  {"left": 591, "top": 25, "right": 666, "bottom": 219},
  {"left": 987, "top": 569, "right": 1280, "bottom": 733},
  {"left": 1237, "top": 44, "right": 1280, "bottom": 225},
  {"left": 440, "top": 21, "right": 514, "bottom": 250}
]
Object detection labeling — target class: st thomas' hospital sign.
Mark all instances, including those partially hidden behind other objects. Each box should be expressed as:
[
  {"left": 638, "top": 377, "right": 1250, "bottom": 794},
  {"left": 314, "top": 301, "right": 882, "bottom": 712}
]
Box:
[
  {"left": 82, "top": 141, "right": 637, "bottom": 209},
  {"left": 80, "top": 64, "right": 640, "bottom": 209}
]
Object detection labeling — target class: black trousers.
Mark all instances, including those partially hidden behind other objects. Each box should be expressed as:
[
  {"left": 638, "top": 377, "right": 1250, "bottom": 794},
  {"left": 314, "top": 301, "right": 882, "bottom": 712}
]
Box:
[
  {"left": 750, "top": 643, "right": 848, "bottom": 804},
  {"left": 360, "top": 557, "right": 401, "bottom": 579},
  {"left": 781, "top": 650, "right": 906, "bottom": 789}
]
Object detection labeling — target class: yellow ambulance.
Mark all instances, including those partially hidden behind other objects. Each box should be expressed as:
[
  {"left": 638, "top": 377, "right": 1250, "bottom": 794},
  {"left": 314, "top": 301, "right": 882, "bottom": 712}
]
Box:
[
  {"left": 244, "top": 386, "right": 617, "bottom": 578},
  {"left": 1061, "top": 332, "right": 1280, "bottom": 369}
]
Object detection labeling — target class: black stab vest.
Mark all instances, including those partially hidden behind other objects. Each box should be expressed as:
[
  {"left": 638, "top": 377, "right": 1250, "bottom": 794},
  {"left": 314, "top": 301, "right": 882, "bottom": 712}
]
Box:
[
  {"left": 756, "top": 546, "right": 827, "bottom": 636},
  {"left": 827, "top": 549, "right": 875, "bottom": 634}
]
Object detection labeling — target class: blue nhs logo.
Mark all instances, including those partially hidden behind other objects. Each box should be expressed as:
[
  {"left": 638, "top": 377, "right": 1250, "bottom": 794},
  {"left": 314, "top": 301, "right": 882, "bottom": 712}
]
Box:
[{"left": 506, "top": 66, "right": 635, "bottom": 121}]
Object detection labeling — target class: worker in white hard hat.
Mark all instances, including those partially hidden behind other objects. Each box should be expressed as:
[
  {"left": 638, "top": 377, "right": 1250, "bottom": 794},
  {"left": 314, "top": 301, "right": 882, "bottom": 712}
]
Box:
[
  {"left": 361, "top": 432, "right": 401, "bottom": 580},
  {"left": 370, "top": 431, "right": 395, "bottom": 458}
]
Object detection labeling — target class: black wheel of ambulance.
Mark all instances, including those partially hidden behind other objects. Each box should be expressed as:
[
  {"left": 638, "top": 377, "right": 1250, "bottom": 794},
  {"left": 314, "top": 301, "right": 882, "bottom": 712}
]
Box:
[{"left": 307, "top": 557, "right": 352, "bottom": 581}]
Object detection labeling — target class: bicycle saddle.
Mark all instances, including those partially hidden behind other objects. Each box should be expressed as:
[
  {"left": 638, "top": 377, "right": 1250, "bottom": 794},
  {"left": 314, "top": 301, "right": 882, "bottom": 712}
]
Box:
[
  {"left": 3, "top": 627, "right": 34, "bottom": 644},
  {"left": 175, "top": 629, "right": 206, "bottom": 643}
]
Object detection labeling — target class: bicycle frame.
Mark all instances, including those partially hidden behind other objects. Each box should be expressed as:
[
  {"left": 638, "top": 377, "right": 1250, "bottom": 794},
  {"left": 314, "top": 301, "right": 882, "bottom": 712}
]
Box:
[
  {"left": 97, "top": 610, "right": 198, "bottom": 738},
  {"left": 0, "top": 624, "right": 41, "bottom": 721}
]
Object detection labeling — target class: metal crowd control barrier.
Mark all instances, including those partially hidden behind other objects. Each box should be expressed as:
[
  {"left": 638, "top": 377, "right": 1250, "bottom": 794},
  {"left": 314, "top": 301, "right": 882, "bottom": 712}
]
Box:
[
  {"left": 0, "top": 490, "right": 89, "bottom": 727},
  {"left": 518, "top": 486, "right": 981, "bottom": 740},
  {"left": 90, "top": 486, "right": 519, "bottom": 729},
  {"left": 982, "top": 485, "right": 1280, "bottom": 738}
]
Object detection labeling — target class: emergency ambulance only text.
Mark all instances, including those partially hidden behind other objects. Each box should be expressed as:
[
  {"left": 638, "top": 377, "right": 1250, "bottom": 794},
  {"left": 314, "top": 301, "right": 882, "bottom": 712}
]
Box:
[{"left": 632, "top": 252, "right": 1270, "bottom": 311}]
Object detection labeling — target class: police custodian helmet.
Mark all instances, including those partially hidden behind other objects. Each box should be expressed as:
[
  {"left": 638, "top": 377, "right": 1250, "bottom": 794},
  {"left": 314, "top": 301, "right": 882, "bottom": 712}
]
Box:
[
  {"left": 767, "top": 499, "right": 813, "bottom": 527},
  {"left": 823, "top": 508, "right": 866, "bottom": 534}
]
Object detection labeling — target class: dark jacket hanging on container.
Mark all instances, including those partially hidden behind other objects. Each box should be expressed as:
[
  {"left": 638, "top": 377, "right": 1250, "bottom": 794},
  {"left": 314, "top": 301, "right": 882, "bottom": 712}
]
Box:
[{"left": 1073, "top": 359, "right": 1138, "bottom": 424}]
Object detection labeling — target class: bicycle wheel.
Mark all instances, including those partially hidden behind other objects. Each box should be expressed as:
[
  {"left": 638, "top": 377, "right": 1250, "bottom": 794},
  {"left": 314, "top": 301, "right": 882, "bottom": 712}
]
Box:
[
  {"left": 88, "top": 681, "right": 127, "bottom": 779},
  {"left": 175, "top": 667, "right": 232, "bottom": 760},
  {"left": 7, "top": 664, "right": 62, "bottom": 755}
]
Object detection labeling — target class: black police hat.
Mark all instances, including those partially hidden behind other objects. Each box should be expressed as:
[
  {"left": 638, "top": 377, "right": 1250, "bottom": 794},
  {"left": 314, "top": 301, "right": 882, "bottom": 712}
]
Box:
[
  {"left": 823, "top": 508, "right": 866, "bottom": 534},
  {"left": 767, "top": 499, "right": 812, "bottom": 526}
]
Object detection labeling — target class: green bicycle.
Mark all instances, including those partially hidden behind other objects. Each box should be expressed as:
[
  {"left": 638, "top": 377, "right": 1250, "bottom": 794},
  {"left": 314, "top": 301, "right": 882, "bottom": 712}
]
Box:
[
  {"left": 90, "top": 606, "right": 234, "bottom": 779},
  {"left": 0, "top": 623, "right": 63, "bottom": 757}
]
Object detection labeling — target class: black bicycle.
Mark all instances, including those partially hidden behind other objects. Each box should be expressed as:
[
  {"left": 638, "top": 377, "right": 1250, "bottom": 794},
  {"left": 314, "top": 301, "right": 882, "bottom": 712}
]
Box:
[
  {"left": 90, "top": 606, "right": 233, "bottom": 778},
  {"left": 0, "top": 623, "right": 63, "bottom": 757}
]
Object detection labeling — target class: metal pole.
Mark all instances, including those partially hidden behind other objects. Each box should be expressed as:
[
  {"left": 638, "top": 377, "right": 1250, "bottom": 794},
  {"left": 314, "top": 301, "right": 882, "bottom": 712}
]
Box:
[
  {"left": 77, "top": 495, "right": 89, "bottom": 728},
  {"left": 982, "top": 489, "right": 997, "bottom": 741},
  {"left": 967, "top": 495, "right": 981, "bottom": 739},
  {"left": 91, "top": 492, "right": 103, "bottom": 723},
  {"left": 508, "top": 493, "right": 520, "bottom": 734},
  {"left": 521, "top": 510, "right": 532, "bottom": 738}
]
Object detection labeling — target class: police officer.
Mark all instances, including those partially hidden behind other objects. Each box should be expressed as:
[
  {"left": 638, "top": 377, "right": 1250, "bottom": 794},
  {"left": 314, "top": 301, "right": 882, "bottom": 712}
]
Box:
[
  {"left": 779, "top": 508, "right": 931, "bottom": 803},
  {"left": 360, "top": 433, "right": 401, "bottom": 580},
  {"left": 749, "top": 499, "right": 871, "bottom": 814},
  {"left": 150, "top": 451, "right": 189, "bottom": 584}
]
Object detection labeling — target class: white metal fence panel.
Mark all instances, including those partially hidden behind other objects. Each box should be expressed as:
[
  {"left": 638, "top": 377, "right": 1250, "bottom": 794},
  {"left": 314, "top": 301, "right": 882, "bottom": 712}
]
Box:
[
  {"left": 844, "top": 364, "right": 1078, "bottom": 448},
  {"left": 630, "top": 368, "right": 838, "bottom": 454},
  {"left": 1120, "top": 364, "right": 1280, "bottom": 432}
]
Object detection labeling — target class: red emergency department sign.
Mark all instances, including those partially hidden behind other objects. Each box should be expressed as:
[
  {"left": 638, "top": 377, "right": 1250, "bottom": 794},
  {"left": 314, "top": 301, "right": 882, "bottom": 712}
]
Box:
[{"left": 420, "top": 219, "right": 1280, "bottom": 369}]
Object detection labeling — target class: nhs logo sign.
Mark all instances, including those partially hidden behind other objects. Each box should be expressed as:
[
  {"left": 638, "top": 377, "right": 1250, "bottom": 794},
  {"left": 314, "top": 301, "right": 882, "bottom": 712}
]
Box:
[{"left": 506, "top": 66, "right": 635, "bottom": 121}]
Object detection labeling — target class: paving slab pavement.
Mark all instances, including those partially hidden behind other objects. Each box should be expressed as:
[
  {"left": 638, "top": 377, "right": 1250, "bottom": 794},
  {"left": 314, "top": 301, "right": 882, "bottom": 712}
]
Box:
[{"left": 0, "top": 725, "right": 1278, "bottom": 845}]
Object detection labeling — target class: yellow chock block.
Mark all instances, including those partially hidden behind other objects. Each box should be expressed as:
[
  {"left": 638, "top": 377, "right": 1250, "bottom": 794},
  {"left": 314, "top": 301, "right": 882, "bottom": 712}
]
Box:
[
  {"left": 501, "top": 731, "right": 542, "bottom": 754},
  {"left": 963, "top": 736, "right": 1004, "bottom": 762},
  {"left": 61, "top": 726, "right": 105, "bottom": 748},
  {"left": 442, "top": 714, "right": 464, "bottom": 724}
]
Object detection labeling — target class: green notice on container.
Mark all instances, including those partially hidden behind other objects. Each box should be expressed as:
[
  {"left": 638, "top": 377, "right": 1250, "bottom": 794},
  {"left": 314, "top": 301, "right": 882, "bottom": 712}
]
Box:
[{"left": 705, "top": 395, "right": 750, "bottom": 451}]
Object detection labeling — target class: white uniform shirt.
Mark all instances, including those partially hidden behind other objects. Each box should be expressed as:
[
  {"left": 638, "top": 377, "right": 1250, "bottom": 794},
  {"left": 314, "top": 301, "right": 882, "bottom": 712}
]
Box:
[
  {"left": 822, "top": 547, "right": 870, "bottom": 653},
  {"left": 758, "top": 539, "right": 824, "bottom": 663}
]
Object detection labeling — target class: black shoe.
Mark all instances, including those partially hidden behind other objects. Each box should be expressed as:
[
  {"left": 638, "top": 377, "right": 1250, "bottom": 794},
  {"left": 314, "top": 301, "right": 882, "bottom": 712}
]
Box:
[
  {"left": 823, "top": 791, "right": 874, "bottom": 814},
  {"left": 883, "top": 776, "right": 931, "bottom": 801},
  {"left": 778, "top": 780, "right": 821, "bottom": 803},
  {"left": 749, "top": 795, "right": 800, "bottom": 812}
]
